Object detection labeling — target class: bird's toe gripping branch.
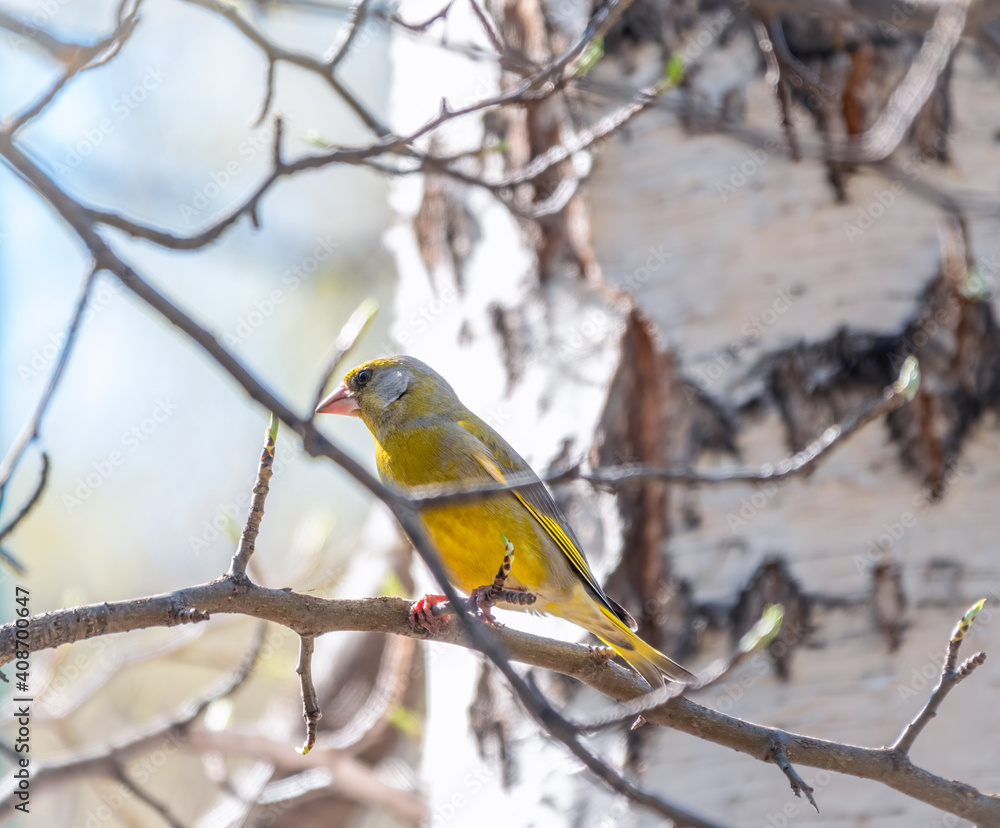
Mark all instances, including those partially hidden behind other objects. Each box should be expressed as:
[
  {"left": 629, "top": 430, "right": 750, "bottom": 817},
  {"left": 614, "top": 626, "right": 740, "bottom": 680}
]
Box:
[
  {"left": 407, "top": 537, "right": 537, "bottom": 633},
  {"left": 408, "top": 594, "right": 448, "bottom": 634},
  {"left": 468, "top": 535, "right": 536, "bottom": 626}
]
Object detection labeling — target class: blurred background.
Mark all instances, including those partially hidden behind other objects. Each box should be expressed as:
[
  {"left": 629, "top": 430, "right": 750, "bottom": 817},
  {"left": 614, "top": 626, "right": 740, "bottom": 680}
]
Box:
[{"left": 1, "top": 0, "right": 999, "bottom": 825}]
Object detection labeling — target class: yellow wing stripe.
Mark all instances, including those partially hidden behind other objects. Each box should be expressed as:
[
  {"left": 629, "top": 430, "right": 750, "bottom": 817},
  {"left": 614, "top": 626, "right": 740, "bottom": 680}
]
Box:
[
  {"left": 513, "top": 492, "right": 606, "bottom": 601},
  {"left": 465, "top": 433, "right": 615, "bottom": 614}
]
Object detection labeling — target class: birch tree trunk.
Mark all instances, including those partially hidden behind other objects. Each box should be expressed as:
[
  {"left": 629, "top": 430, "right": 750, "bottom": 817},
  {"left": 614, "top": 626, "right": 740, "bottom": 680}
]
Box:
[{"left": 381, "top": 1, "right": 1000, "bottom": 825}]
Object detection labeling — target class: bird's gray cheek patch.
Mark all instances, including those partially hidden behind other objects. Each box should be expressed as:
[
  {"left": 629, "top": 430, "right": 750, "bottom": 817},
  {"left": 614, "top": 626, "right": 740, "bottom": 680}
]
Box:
[{"left": 381, "top": 371, "right": 410, "bottom": 408}]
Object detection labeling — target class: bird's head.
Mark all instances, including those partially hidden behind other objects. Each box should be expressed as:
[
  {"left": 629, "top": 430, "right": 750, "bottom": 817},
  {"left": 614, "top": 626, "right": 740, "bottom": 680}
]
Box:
[{"left": 315, "top": 356, "right": 463, "bottom": 437}]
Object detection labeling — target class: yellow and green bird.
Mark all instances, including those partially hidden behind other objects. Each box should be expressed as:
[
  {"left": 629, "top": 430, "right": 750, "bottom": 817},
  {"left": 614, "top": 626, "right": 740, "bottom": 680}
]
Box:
[{"left": 316, "top": 356, "right": 693, "bottom": 687}]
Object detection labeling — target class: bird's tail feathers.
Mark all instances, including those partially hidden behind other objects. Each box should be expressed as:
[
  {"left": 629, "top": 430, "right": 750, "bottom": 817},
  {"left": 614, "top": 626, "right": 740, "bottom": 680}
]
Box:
[{"left": 595, "top": 604, "right": 695, "bottom": 688}]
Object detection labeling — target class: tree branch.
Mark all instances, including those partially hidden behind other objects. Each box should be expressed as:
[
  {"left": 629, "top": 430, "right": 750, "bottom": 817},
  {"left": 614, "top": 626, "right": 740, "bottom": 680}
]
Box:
[
  {"left": 0, "top": 621, "right": 266, "bottom": 818},
  {"left": 0, "top": 268, "right": 95, "bottom": 494},
  {"left": 0, "top": 452, "right": 48, "bottom": 555},
  {"left": 399, "top": 361, "right": 917, "bottom": 507},
  {"left": 1, "top": 586, "right": 996, "bottom": 824},
  {"left": 309, "top": 297, "right": 379, "bottom": 418},
  {"left": 229, "top": 414, "right": 278, "bottom": 581},
  {"left": 891, "top": 599, "right": 987, "bottom": 755},
  {"left": 295, "top": 635, "right": 322, "bottom": 754}
]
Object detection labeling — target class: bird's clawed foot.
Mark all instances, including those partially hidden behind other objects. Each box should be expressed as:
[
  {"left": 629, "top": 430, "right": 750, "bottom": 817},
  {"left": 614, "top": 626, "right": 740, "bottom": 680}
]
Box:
[
  {"left": 409, "top": 593, "right": 448, "bottom": 634},
  {"left": 467, "top": 536, "right": 536, "bottom": 626}
]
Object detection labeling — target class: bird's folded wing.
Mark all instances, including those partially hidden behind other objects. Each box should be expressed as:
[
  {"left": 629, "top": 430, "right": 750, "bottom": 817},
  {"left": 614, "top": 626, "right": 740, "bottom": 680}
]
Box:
[{"left": 456, "top": 417, "right": 637, "bottom": 630}]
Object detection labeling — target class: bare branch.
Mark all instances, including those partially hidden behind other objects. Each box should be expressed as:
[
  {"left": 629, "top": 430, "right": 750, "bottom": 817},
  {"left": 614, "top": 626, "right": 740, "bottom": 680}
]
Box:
[
  {"left": 580, "top": 606, "right": 786, "bottom": 733},
  {"left": 181, "top": 0, "right": 389, "bottom": 137},
  {"left": 182, "top": 728, "right": 425, "bottom": 824},
  {"left": 0, "top": 269, "right": 95, "bottom": 494},
  {"left": 844, "top": 0, "right": 969, "bottom": 163},
  {"left": 394, "top": 370, "right": 913, "bottom": 508},
  {"left": 467, "top": 0, "right": 504, "bottom": 54},
  {"left": 1, "top": 588, "right": 997, "bottom": 824},
  {"left": 391, "top": 1, "right": 457, "bottom": 33},
  {"left": 0, "top": 622, "right": 265, "bottom": 817},
  {"left": 295, "top": 635, "right": 322, "bottom": 754},
  {"left": 0, "top": 5, "right": 142, "bottom": 133},
  {"left": 326, "top": 0, "right": 374, "bottom": 70},
  {"left": 0, "top": 452, "right": 48, "bottom": 554},
  {"left": 0, "top": 11, "right": 86, "bottom": 63},
  {"left": 310, "top": 297, "right": 379, "bottom": 417},
  {"left": 891, "top": 599, "right": 988, "bottom": 755},
  {"left": 767, "top": 738, "right": 819, "bottom": 812},
  {"left": 749, "top": 17, "right": 801, "bottom": 162},
  {"left": 112, "top": 763, "right": 187, "bottom": 828},
  {"left": 229, "top": 414, "right": 279, "bottom": 581},
  {"left": 253, "top": 57, "right": 277, "bottom": 127}
]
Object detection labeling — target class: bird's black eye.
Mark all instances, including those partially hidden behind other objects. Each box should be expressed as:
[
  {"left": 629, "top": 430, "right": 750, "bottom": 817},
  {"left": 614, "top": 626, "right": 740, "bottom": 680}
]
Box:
[{"left": 355, "top": 368, "right": 373, "bottom": 388}]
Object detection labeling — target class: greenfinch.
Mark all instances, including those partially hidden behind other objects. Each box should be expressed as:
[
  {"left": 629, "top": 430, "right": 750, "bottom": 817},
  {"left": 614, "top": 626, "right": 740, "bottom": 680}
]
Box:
[{"left": 316, "top": 356, "right": 693, "bottom": 687}]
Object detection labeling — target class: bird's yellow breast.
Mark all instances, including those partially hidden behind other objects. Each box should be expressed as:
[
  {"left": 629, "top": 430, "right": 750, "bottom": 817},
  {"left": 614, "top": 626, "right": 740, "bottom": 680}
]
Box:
[{"left": 374, "top": 423, "right": 559, "bottom": 600}]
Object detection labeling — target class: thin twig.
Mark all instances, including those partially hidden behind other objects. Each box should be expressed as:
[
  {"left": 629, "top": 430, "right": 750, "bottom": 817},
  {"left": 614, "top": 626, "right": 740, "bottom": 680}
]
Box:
[
  {"left": 467, "top": 0, "right": 503, "bottom": 54},
  {"left": 0, "top": 5, "right": 142, "bottom": 134},
  {"left": 295, "top": 635, "right": 322, "bottom": 754},
  {"left": 112, "top": 763, "right": 187, "bottom": 828},
  {"left": 768, "top": 738, "right": 819, "bottom": 812},
  {"left": 391, "top": 1, "right": 456, "bottom": 33},
  {"left": 253, "top": 58, "right": 277, "bottom": 127},
  {"left": 891, "top": 599, "right": 987, "bottom": 755},
  {"left": 180, "top": 0, "right": 390, "bottom": 137},
  {"left": 229, "top": 414, "right": 279, "bottom": 581},
  {"left": 309, "top": 298, "right": 379, "bottom": 417},
  {"left": 326, "top": 0, "right": 374, "bottom": 70},
  {"left": 0, "top": 622, "right": 265, "bottom": 816},
  {"left": 0, "top": 452, "right": 49, "bottom": 552},
  {"left": 182, "top": 728, "right": 425, "bottom": 823},
  {"left": 749, "top": 18, "right": 800, "bottom": 162},
  {"left": 0, "top": 269, "right": 96, "bottom": 494},
  {"left": 398, "top": 372, "right": 913, "bottom": 507},
  {"left": 838, "top": 0, "right": 969, "bottom": 163},
  {"left": 579, "top": 606, "right": 785, "bottom": 733}
]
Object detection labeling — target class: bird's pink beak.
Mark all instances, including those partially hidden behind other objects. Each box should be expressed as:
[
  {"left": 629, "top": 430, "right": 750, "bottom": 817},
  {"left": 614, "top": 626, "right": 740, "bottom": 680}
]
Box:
[{"left": 315, "top": 383, "right": 361, "bottom": 417}]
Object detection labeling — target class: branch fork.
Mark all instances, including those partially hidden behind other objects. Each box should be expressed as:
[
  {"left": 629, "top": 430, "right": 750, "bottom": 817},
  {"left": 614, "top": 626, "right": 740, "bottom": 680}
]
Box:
[
  {"left": 766, "top": 737, "right": 819, "bottom": 812},
  {"left": 891, "top": 599, "right": 988, "bottom": 756}
]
